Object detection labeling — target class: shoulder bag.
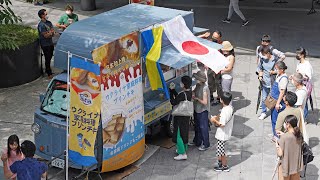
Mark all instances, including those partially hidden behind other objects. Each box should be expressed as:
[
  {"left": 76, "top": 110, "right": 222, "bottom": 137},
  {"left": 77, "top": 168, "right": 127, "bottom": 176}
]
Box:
[{"left": 171, "top": 91, "right": 193, "bottom": 117}]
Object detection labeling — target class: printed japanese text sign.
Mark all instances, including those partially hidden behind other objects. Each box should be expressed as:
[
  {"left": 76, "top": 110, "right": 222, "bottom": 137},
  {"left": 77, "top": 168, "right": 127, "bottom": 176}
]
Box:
[
  {"left": 69, "top": 57, "right": 101, "bottom": 167},
  {"left": 92, "top": 32, "right": 145, "bottom": 172}
]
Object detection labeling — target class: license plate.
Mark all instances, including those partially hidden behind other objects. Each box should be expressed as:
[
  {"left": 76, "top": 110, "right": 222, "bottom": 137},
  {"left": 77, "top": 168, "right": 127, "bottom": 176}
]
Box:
[{"left": 51, "top": 157, "right": 65, "bottom": 169}]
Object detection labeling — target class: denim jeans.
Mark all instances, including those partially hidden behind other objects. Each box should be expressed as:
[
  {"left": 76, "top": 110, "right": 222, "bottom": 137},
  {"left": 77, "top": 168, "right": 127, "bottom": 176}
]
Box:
[
  {"left": 304, "top": 101, "right": 309, "bottom": 119},
  {"left": 261, "top": 86, "right": 270, "bottom": 114},
  {"left": 193, "top": 111, "right": 210, "bottom": 148},
  {"left": 271, "top": 103, "right": 285, "bottom": 137}
]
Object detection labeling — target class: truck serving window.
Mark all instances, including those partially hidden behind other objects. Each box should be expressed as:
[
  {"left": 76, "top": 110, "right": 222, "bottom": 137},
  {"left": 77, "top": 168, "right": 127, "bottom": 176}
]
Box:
[{"left": 41, "top": 80, "right": 69, "bottom": 118}]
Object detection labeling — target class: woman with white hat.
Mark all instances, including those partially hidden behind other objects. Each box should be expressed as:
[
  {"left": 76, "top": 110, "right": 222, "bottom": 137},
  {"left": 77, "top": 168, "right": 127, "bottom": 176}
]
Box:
[
  {"left": 220, "top": 41, "right": 235, "bottom": 94},
  {"left": 190, "top": 71, "right": 211, "bottom": 151}
]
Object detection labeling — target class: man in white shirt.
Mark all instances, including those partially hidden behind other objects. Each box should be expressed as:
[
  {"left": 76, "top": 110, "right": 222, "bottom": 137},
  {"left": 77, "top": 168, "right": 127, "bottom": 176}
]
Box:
[{"left": 210, "top": 92, "right": 234, "bottom": 172}]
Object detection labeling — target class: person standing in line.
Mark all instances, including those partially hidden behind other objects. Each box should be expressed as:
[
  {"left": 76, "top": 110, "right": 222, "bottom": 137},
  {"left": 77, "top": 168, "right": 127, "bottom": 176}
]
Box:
[
  {"left": 256, "top": 35, "right": 285, "bottom": 65},
  {"left": 275, "top": 91, "right": 301, "bottom": 135},
  {"left": 295, "top": 47, "right": 313, "bottom": 119},
  {"left": 190, "top": 71, "right": 211, "bottom": 151},
  {"left": 291, "top": 73, "right": 308, "bottom": 112},
  {"left": 257, "top": 46, "right": 280, "bottom": 120},
  {"left": 276, "top": 115, "right": 303, "bottom": 180},
  {"left": 169, "top": 76, "right": 193, "bottom": 160},
  {"left": 220, "top": 41, "right": 235, "bottom": 93},
  {"left": 210, "top": 92, "right": 234, "bottom": 172},
  {"left": 222, "top": 0, "right": 249, "bottom": 26},
  {"left": 270, "top": 61, "right": 288, "bottom": 139},
  {"left": 37, "top": 9, "right": 55, "bottom": 78}
]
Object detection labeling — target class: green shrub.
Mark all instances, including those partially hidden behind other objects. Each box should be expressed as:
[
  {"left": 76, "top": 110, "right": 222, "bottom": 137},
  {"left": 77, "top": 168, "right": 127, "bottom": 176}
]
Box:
[{"left": 0, "top": 24, "right": 38, "bottom": 50}]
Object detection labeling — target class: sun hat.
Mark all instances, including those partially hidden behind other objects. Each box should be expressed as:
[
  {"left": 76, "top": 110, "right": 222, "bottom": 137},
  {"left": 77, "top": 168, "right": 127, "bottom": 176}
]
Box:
[
  {"left": 221, "top": 41, "right": 234, "bottom": 51},
  {"left": 193, "top": 71, "right": 207, "bottom": 83}
]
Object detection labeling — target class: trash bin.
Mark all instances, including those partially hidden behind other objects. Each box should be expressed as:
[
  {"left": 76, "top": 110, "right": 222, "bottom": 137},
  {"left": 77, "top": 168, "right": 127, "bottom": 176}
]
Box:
[{"left": 80, "top": 0, "right": 96, "bottom": 11}]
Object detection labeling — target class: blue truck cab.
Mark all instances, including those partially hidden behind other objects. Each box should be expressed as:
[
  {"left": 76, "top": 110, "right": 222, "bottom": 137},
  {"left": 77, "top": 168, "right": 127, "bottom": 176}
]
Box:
[{"left": 32, "top": 3, "right": 222, "bottom": 171}]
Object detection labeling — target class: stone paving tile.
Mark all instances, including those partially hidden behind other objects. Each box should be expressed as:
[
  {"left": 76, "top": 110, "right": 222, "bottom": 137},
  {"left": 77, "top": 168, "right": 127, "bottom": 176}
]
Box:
[
  {"left": 239, "top": 169, "right": 262, "bottom": 180},
  {"left": 150, "top": 165, "right": 176, "bottom": 180},
  {"left": 173, "top": 164, "right": 197, "bottom": 180},
  {"left": 195, "top": 165, "right": 218, "bottom": 180},
  {"left": 126, "top": 165, "right": 153, "bottom": 180},
  {"left": 240, "top": 155, "right": 263, "bottom": 172}
]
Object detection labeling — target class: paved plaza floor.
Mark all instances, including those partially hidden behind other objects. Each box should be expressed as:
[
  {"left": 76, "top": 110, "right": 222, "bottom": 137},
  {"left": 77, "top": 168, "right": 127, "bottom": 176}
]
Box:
[{"left": 0, "top": 0, "right": 320, "bottom": 179}]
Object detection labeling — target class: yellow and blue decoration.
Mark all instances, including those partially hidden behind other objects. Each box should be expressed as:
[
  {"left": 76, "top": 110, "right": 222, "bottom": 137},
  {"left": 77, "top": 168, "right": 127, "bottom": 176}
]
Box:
[{"left": 141, "top": 26, "right": 169, "bottom": 99}]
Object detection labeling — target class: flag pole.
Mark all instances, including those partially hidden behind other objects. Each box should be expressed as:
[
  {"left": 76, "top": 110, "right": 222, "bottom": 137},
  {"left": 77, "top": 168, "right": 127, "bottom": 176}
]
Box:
[{"left": 66, "top": 51, "right": 71, "bottom": 180}]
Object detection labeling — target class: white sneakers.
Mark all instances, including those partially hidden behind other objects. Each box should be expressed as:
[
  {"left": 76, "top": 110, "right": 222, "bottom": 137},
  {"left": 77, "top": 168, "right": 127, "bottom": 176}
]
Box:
[
  {"left": 258, "top": 113, "right": 267, "bottom": 120},
  {"left": 174, "top": 154, "right": 187, "bottom": 160}
]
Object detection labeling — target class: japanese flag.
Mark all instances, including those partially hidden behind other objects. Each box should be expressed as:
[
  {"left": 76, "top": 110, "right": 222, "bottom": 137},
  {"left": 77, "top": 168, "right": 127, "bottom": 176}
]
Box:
[{"left": 162, "top": 15, "right": 228, "bottom": 73}]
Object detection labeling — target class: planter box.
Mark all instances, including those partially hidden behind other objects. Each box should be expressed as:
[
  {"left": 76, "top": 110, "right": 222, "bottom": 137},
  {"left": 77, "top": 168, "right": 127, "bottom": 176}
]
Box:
[
  {"left": 0, "top": 40, "right": 41, "bottom": 88},
  {"left": 80, "top": 0, "right": 96, "bottom": 11}
]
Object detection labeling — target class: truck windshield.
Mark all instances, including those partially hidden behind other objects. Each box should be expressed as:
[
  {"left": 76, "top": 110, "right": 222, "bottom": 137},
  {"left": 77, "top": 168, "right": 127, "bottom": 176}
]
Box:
[{"left": 41, "top": 80, "right": 69, "bottom": 118}]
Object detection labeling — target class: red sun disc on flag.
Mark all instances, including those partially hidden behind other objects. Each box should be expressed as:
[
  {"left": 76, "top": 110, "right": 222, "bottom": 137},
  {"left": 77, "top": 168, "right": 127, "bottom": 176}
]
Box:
[{"left": 182, "top": 41, "right": 209, "bottom": 55}]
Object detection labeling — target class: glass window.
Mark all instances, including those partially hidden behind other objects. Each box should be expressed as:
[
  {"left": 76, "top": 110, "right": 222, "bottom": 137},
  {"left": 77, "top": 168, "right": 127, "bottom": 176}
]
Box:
[
  {"left": 41, "top": 80, "right": 69, "bottom": 117},
  {"left": 176, "top": 65, "right": 189, "bottom": 76},
  {"left": 160, "top": 64, "right": 176, "bottom": 81}
]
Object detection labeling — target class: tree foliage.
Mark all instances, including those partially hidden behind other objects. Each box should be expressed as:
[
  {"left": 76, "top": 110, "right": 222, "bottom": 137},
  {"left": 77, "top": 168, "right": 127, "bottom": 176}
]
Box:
[{"left": 0, "top": 0, "right": 22, "bottom": 24}]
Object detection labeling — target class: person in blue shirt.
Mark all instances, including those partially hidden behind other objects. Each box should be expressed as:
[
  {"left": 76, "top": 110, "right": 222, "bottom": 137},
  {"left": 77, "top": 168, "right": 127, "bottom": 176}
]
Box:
[
  {"left": 38, "top": 9, "right": 55, "bottom": 78},
  {"left": 257, "top": 46, "right": 281, "bottom": 120},
  {"left": 1, "top": 140, "right": 48, "bottom": 180}
]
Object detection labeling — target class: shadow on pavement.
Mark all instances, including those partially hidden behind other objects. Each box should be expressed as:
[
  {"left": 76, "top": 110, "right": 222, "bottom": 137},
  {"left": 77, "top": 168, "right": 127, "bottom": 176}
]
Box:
[
  {"left": 306, "top": 108, "right": 319, "bottom": 125},
  {"left": 305, "top": 164, "right": 319, "bottom": 180},
  {"left": 232, "top": 91, "right": 251, "bottom": 112},
  {"left": 309, "top": 137, "right": 319, "bottom": 149}
]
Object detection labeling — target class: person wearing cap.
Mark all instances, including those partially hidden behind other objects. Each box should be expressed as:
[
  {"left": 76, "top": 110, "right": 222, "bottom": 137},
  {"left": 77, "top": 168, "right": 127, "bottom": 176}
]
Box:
[
  {"left": 220, "top": 41, "right": 235, "bottom": 94},
  {"left": 256, "top": 35, "right": 285, "bottom": 64},
  {"left": 190, "top": 71, "right": 211, "bottom": 151},
  {"left": 291, "top": 73, "right": 308, "bottom": 112},
  {"left": 169, "top": 76, "right": 193, "bottom": 160},
  {"left": 1, "top": 140, "right": 48, "bottom": 180},
  {"left": 56, "top": 4, "right": 79, "bottom": 30}
]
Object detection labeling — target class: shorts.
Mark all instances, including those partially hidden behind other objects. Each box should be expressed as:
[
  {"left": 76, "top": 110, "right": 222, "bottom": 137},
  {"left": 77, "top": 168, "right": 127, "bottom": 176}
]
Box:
[{"left": 216, "top": 140, "right": 226, "bottom": 157}]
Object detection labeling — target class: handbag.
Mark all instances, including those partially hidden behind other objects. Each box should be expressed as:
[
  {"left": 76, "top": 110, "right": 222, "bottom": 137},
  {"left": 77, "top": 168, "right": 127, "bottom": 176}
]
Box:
[
  {"left": 171, "top": 91, "right": 193, "bottom": 117},
  {"left": 265, "top": 94, "right": 277, "bottom": 110}
]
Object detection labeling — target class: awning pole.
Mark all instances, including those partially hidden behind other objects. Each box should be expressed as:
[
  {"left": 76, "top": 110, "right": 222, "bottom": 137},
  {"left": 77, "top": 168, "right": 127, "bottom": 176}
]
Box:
[{"left": 66, "top": 51, "right": 71, "bottom": 180}]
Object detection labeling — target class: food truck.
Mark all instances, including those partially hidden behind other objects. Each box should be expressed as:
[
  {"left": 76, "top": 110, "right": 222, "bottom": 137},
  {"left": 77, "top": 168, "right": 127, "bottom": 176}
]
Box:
[{"left": 31, "top": 3, "right": 222, "bottom": 173}]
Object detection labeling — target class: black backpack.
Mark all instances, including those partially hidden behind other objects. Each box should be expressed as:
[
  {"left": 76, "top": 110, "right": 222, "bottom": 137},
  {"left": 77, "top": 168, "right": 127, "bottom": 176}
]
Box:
[{"left": 302, "top": 141, "right": 314, "bottom": 165}]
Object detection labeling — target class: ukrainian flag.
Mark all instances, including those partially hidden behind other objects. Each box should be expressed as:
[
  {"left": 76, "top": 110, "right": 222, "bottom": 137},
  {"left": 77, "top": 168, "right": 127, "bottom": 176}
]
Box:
[{"left": 141, "top": 26, "right": 169, "bottom": 99}]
